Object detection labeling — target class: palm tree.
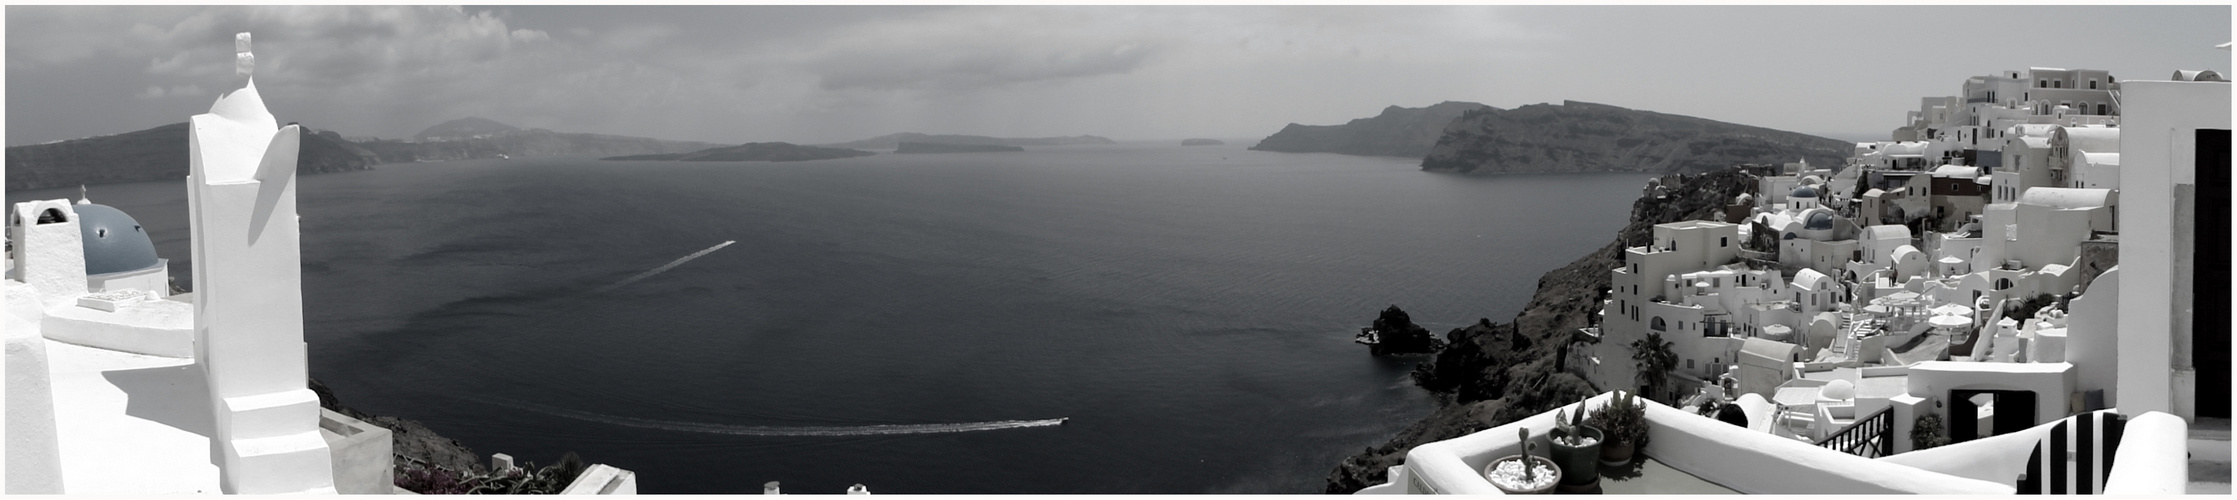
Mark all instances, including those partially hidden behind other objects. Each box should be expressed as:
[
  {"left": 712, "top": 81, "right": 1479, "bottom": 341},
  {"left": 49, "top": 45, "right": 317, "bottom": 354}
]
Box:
[{"left": 1630, "top": 332, "right": 1679, "bottom": 404}]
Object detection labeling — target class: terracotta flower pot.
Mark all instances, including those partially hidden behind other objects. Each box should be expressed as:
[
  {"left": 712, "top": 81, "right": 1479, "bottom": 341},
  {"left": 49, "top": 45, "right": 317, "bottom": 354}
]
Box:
[
  {"left": 1599, "top": 439, "right": 1636, "bottom": 466},
  {"left": 1484, "top": 455, "right": 1560, "bottom": 494},
  {"left": 1547, "top": 426, "right": 1604, "bottom": 485}
]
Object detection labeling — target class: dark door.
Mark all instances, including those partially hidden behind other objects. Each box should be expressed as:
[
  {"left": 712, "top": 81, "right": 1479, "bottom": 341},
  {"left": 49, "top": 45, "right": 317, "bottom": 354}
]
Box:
[
  {"left": 2197, "top": 129, "right": 2230, "bottom": 419},
  {"left": 1950, "top": 389, "right": 2037, "bottom": 442},
  {"left": 1993, "top": 390, "right": 2037, "bottom": 436},
  {"left": 1951, "top": 390, "right": 1982, "bottom": 443}
]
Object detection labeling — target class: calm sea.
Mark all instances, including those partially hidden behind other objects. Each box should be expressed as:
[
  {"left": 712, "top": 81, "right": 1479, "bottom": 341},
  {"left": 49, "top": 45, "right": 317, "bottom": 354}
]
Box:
[{"left": 9, "top": 142, "right": 1646, "bottom": 493}]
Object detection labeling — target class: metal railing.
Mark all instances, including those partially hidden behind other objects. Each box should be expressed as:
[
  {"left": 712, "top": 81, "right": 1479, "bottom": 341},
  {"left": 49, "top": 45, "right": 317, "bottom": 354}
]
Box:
[{"left": 1813, "top": 405, "right": 1895, "bottom": 458}]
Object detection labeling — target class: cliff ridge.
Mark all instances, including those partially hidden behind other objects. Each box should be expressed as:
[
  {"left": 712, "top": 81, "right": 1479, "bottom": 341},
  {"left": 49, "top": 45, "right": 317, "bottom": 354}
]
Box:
[{"left": 1419, "top": 101, "right": 1851, "bottom": 175}]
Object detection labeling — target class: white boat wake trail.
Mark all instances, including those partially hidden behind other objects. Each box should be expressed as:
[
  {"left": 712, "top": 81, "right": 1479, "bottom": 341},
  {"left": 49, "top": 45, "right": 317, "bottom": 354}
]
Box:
[
  {"left": 590, "top": 240, "right": 735, "bottom": 294},
  {"left": 492, "top": 397, "right": 1067, "bottom": 437}
]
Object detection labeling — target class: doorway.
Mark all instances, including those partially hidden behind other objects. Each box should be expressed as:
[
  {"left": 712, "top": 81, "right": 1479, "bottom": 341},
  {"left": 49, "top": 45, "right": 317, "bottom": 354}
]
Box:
[{"left": 1949, "top": 389, "right": 2037, "bottom": 443}]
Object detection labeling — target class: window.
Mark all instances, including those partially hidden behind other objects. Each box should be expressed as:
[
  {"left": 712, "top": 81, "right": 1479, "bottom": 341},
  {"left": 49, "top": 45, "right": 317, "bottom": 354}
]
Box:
[
  {"left": 2098, "top": 104, "right": 2108, "bottom": 115},
  {"left": 1721, "top": 236, "right": 1729, "bottom": 247},
  {"left": 1651, "top": 317, "right": 1667, "bottom": 331},
  {"left": 2089, "top": 80, "right": 2097, "bottom": 89},
  {"left": 1687, "top": 359, "right": 1696, "bottom": 370},
  {"left": 35, "top": 208, "right": 67, "bottom": 224}
]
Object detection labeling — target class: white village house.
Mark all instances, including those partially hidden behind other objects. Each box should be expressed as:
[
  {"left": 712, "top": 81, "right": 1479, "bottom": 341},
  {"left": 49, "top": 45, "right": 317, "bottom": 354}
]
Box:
[{"left": 1362, "top": 66, "right": 2226, "bottom": 495}]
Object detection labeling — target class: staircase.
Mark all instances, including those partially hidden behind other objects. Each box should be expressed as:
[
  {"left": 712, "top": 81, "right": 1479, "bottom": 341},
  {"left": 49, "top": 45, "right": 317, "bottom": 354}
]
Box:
[{"left": 1825, "top": 312, "right": 1882, "bottom": 362}]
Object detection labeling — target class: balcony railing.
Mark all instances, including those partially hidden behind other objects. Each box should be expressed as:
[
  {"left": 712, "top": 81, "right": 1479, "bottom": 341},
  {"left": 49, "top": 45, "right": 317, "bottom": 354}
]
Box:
[{"left": 1814, "top": 405, "right": 1895, "bottom": 458}]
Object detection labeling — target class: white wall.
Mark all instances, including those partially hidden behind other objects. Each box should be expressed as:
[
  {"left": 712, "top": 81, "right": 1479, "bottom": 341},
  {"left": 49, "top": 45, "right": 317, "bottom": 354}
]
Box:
[
  {"left": 1904, "top": 361, "right": 2076, "bottom": 434},
  {"left": 11, "top": 200, "right": 88, "bottom": 302},
  {"left": 4, "top": 296, "right": 65, "bottom": 493},
  {"left": 2115, "top": 79, "right": 2229, "bottom": 419},
  {"left": 2064, "top": 267, "right": 2118, "bottom": 409}
]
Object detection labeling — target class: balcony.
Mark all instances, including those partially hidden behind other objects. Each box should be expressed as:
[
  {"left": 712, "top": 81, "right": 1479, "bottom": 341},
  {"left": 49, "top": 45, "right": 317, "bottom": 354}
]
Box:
[{"left": 1360, "top": 392, "right": 2189, "bottom": 494}]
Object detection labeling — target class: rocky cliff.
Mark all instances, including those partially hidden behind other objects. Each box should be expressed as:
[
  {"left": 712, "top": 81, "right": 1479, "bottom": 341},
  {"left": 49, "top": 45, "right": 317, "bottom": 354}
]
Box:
[
  {"left": 820, "top": 132, "right": 1116, "bottom": 149},
  {"left": 1323, "top": 167, "right": 1760, "bottom": 493},
  {"left": 1249, "top": 101, "right": 1493, "bottom": 158},
  {"left": 6, "top": 123, "right": 379, "bottom": 192},
  {"left": 309, "top": 378, "right": 484, "bottom": 473},
  {"left": 1419, "top": 101, "right": 1852, "bottom": 175}
]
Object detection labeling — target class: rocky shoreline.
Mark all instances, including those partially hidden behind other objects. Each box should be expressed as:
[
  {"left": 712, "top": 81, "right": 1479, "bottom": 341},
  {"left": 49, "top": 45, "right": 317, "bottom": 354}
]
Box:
[
  {"left": 1323, "top": 167, "right": 1759, "bottom": 493},
  {"left": 308, "top": 378, "right": 484, "bottom": 474}
]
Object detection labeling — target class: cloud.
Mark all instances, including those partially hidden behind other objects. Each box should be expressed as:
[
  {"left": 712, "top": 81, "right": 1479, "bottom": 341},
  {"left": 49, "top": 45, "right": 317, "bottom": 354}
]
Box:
[
  {"left": 133, "top": 84, "right": 205, "bottom": 100},
  {"left": 511, "top": 29, "right": 550, "bottom": 43},
  {"left": 796, "top": 7, "right": 1167, "bottom": 92}
]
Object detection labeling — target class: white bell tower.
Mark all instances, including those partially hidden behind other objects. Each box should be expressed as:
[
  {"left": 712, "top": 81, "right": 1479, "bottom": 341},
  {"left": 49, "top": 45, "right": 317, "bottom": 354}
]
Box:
[{"left": 186, "top": 32, "right": 336, "bottom": 494}]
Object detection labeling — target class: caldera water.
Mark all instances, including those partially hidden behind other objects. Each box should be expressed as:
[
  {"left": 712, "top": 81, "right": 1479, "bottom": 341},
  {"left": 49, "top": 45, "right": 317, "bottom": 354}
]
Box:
[{"left": 8, "top": 142, "right": 1647, "bottom": 493}]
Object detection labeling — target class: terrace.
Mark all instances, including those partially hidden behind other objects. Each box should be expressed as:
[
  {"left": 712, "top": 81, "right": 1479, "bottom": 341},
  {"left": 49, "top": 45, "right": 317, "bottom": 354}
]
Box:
[{"left": 1357, "top": 391, "right": 2187, "bottom": 494}]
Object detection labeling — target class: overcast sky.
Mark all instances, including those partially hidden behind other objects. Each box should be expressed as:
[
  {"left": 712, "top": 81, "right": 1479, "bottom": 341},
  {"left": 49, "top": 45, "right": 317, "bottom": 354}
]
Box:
[{"left": 6, "top": 5, "right": 2229, "bottom": 146}]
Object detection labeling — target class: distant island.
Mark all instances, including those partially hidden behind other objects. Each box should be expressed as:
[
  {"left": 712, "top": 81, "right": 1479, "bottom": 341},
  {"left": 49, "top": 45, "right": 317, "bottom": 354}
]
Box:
[
  {"left": 1250, "top": 101, "right": 1491, "bottom": 158},
  {"left": 355, "top": 117, "right": 719, "bottom": 163},
  {"left": 820, "top": 132, "right": 1116, "bottom": 149},
  {"left": 6, "top": 122, "right": 380, "bottom": 191},
  {"left": 601, "top": 142, "right": 874, "bottom": 162},
  {"left": 1181, "top": 138, "right": 1224, "bottom": 146},
  {"left": 1419, "top": 101, "right": 1853, "bottom": 175},
  {"left": 413, "top": 116, "right": 520, "bottom": 141},
  {"left": 894, "top": 142, "right": 1024, "bottom": 154}
]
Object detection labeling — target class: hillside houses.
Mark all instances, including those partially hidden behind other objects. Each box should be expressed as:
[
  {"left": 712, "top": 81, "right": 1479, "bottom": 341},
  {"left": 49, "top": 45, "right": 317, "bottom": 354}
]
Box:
[{"left": 1365, "top": 66, "right": 2223, "bottom": 495}]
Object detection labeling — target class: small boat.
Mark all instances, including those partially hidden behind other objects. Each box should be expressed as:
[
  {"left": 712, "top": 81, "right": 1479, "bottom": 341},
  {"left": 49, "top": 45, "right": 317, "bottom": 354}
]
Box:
[
  {"left": 499, "top": 154, "right": 510, "bottom": 160},
  {"left": 1354, "top": 327, "right": 1381, "bottom": 345}
]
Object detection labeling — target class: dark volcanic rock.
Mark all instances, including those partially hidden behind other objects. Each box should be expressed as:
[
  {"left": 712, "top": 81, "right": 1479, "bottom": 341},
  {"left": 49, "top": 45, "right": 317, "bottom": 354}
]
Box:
[
  {"left": 1250, "top": 101, "right": 1492, "bottom": 158},
  {"left": 603, "top": 142, "right": 874, "bottom": 162},
  {"left": 309, "top": 378, "right": 483, "bottom": 473},
  {"left": 894, "top": 141, "right": 1024, "bottom": 154},
  {"left": 1419, "top": 101, "right": 1852, "bottom": 175},
  {"left": 1324, "top": 167, "right": 1761, "bottom": 493},
  {"left": 820, "top": 132, "right": 1115, "bottom": 149},
  {"left": 6, "top": 122, "right": 378, "bottom": 191},
  {"left": 1365, "top": 305, "right": 1445, "bottom": 356}
]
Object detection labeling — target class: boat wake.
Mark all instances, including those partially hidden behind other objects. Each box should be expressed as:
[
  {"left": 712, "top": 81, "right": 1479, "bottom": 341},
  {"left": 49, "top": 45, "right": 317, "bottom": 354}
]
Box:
[
  {"left": 589, "top": 240, "right": 735, "bottom": 294},
  {"left": 491, "top": 397, "right": 1067, "bottom": 437}
]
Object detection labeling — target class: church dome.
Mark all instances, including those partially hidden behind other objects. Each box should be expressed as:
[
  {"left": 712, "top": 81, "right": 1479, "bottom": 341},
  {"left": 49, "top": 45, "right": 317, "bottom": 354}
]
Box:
[
  {"left": 73, "top": 203, "right": 161, "bottom": 275},
  {"left": 1803, "top": 209, "right": 1837, "bottom": 230},
  {"left": 1790, "top": 185, "right": 1820, "bottom": 198}
]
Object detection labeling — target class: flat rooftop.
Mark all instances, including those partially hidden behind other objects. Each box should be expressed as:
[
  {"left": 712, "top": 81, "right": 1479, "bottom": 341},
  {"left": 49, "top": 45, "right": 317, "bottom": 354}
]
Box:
[{"left": 45, "top": 339, "right": 220, "bottom": 494}]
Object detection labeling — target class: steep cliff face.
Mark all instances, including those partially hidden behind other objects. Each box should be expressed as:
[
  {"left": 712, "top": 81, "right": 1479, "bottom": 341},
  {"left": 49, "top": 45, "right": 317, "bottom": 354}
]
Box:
[
  {"left": 1419, "top": 101, "right": 1852, "bottom": 175},
  {"left": 1324, "top": 167, "right": 1759, "bottom": 493},
  {"left": 1250, "top": 101, "right": 1493, "bottom": 158},
  {"left": 6, "top": 122, "right": 378, "bottom": 191}
]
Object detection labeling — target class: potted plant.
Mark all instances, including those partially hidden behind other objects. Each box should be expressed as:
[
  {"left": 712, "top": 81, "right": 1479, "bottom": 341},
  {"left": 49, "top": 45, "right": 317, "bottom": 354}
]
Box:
[
  {"left": 1547, "top": 398, "right": 1604, "bottom": 492},
  {"left": 1589, "top": 390, "right": 1650, "bottom": 466},
  {"left": 1485, "top": 428, "right": 1560, "bottom": 494}
]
